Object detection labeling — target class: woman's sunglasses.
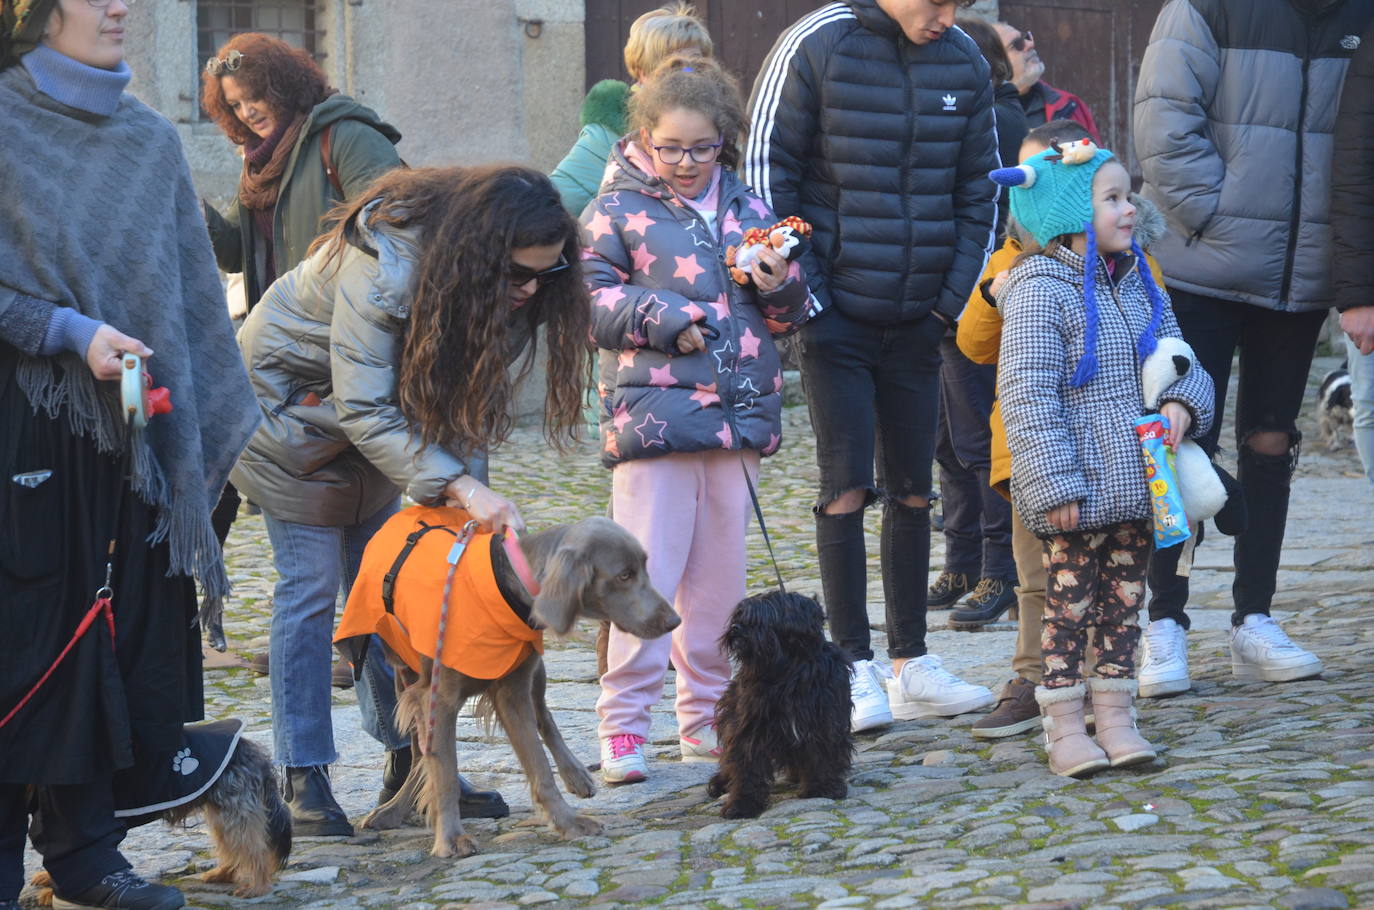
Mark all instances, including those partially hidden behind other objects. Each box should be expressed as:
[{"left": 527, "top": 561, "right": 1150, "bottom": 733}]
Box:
[
  {"left": 508, "top": 254, "right": 571, "bottom": 289},
  {"left": 205, "top": 50, "right": 245, "bottom": 76},
  {"left": 1008, "top": 29, "right": 1033, "bottom": 52}
]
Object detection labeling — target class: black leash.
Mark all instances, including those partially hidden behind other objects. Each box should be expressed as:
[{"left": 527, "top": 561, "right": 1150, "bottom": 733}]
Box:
[{"left": 740, "top": 456, "right": 787, "bottom": 595}]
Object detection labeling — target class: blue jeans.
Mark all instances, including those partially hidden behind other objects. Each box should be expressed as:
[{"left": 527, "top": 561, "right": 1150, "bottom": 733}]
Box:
[
  {"left": 263, "top": 499, "right": 408, "bottom": 767},
  {"left": 935, "top": 335, "right": 1014, "bottom": 581},
  {"left": 1346, "top": 335, "right": 1374, "bottom": 490}
]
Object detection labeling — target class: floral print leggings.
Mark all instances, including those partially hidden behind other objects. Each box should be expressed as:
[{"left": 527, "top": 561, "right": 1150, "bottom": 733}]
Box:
[{"left": 1040, "top": 520, "right": 1151, "bottom": 688}]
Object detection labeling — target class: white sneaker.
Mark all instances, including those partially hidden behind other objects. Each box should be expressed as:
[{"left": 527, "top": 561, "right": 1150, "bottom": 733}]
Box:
[
  {"left": 1138, "top": 618, "right": 1192, "bottom": 697},
  {"left": 888, "top": 654, "right": 995, "bottom": 720},
  {"left": 849, "top": 659, "right": 894, "bottom": 732},
  {"left": 600, "top": 734, "right": 648, "bottom": 784},
  {"left": 679, "top": 722, "right": 721, "bottom": 762},
  {"left": 1230, "top": 614, "right": 1323, "bottom": 682}
]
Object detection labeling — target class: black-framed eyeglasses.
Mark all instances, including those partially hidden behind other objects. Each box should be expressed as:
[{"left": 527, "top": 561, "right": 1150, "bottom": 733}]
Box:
[
  {"left": 1008, "top": 29, "right": 1033, "bottom": 52},
  {"left": 205, "top": 50, "right": 245, "bottom": 76},
  {"left": 508, "top": 254, "right": 570, "bottom": 289},
  {"left": 648, "top": 140, "right": 724, "bottom": 166}
]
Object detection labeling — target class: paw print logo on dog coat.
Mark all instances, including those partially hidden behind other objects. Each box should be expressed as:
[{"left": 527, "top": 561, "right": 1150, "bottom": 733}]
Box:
[{"left": 172, "top": 747, "right": 200, "bottom": 776}]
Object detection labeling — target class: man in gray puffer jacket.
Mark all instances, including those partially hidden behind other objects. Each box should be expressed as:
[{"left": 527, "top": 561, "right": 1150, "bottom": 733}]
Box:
[{"left": 1132, "top": 0, "right": 1374, "bottom": 698}]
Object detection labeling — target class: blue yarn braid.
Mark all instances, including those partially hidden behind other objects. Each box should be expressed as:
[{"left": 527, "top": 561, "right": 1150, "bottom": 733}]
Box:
[
  {"left": 1070, "top": 221, "right": 1099, "bottom": 388},
  {"left": 1132, "top": 237, "right": 1166, "bottom": 363}
]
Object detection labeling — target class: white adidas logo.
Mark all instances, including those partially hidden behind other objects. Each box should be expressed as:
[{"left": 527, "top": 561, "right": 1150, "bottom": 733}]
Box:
[{"left": 942, "top": 94, "right": 958, "bottom": 111}]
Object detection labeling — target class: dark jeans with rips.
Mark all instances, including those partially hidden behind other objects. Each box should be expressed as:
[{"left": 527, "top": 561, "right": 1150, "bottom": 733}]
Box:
[
  {"left": 1146, "top": 289, "right": 1326, "bottom": 629},
  {"left": 935, "top": 335, "right": 1015, "bottom": 581},
  {"left": 799, "top": 306, "right": 944, "bottom": 662},
  {"left": 1, "top": 779, "right": 128, "bottom": 901}
]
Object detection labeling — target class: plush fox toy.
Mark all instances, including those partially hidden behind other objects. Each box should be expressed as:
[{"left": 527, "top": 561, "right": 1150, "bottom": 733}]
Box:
[{"left": 725, "top": 216, "right": 812, "bottom": 287}]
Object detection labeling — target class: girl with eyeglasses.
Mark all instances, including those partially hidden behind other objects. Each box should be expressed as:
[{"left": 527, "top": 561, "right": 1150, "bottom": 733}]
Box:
[
  {"left": 0, "top": 1, "right": 258, "bottom": 907},
  {"left": 582, "top": 56, "right": 812, "bottom": 785},
  {"left": 229, "top": 165, "right": 591, "bottom": 836}
]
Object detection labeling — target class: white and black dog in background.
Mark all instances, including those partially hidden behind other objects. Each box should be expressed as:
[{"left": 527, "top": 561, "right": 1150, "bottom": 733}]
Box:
[{"left": 1319, "top": 365, "right": 1354, "bottom": 451}]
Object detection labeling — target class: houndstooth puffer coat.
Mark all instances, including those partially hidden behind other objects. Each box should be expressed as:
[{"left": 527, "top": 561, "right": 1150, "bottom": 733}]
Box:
[{"left": 998, "top": 244, "right": 1215, "bottom": 539}]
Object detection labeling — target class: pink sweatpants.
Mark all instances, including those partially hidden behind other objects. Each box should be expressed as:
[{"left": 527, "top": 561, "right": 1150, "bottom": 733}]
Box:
[{"left": 596, "top": 448, "right": 760, "bottom": 740}]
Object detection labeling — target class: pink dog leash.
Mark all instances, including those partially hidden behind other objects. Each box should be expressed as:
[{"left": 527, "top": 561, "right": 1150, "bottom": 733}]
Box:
[
  {"left": 425, "top": 519, "right": 480, "bottom": 757},
  {"left": 502, "top": 529, "right": 541, "bottom": 597}
]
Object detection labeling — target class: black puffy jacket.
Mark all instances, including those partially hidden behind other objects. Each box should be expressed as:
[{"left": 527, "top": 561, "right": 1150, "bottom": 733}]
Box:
[
  {"left": 743, "top": 0, "right": 1000, "bottom": 326},
  {"left": 1333, "top": 18, "right": 1374, "bottom": 314}
]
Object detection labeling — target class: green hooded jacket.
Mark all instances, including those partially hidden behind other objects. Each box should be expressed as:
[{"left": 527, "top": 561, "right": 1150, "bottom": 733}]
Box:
[
  {"left": 549, "top": 79, "right": 630, "bottom": 217},
  {"left": 205, "top": 93, "right": 402, "bottom": 310}
]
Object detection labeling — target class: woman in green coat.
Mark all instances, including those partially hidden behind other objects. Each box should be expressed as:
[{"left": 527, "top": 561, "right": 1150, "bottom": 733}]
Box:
[
  {"left": 201, "top": 32, "right": 403, "bottom": 312},
  {"left": 549, "top": 2, "right": 712, "bottom": 217}
]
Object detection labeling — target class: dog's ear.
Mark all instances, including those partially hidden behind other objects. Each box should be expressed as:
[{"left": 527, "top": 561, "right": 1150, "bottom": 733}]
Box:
[{"left": 532, "top": 546, "right": 594, "bottom": 636}]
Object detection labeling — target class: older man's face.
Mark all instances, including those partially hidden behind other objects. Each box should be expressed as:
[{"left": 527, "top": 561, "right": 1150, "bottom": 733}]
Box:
[
  {"left": 876, "top": 0, "right": 958, "bottom": 45},
  {"left": 995, "top": 21, "right": 1046, "bottom": 93}
]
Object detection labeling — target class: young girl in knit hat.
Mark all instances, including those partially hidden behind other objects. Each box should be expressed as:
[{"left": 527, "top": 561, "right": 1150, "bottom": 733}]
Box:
[{"left": 991, "top": 144, "right": 1215, "bottom": 778}]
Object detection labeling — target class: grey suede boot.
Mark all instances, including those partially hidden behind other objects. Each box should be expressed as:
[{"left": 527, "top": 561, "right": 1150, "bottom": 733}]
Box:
[{"left": 1036, "top": 683, "right": 1110, "bottom": 778}]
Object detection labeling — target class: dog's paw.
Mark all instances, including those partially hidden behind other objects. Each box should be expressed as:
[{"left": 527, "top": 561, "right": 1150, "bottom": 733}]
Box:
[
  {"left": 200, "top": 866, "right": 238, "bottom": 885},
  {"left": 556, "top": 813, "right": 604, "bottom": 838},
  {"left": 360, "top": 803, "right": 408, "bottom": 831},
  {"left": 230, "top": 878, "right": 274, "bottom": 898},
  {"left": 433, "top": 833, "right": 479, "bottom": 859},
  {"left": 29, "top": 869, "right": 54, "bottom": 907},
  {"left": 706, "top": 772, "right": 727, "bottom": 798},
  {"left": 721, "top": 795, "right": 767, "bottom": 819},
  {"left": 562, "top": 765, "right": 597, "bottom": 799}
]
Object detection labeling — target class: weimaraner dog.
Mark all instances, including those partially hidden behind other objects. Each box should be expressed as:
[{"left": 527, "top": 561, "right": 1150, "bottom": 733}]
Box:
[{"left": 362, "top": 516, "right": 678, "bottom": 858}]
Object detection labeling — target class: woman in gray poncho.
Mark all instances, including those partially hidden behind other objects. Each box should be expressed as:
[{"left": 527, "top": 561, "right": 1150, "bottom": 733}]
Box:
[{"left": 0, "top": 1, "right": 258, "bottom": 908}]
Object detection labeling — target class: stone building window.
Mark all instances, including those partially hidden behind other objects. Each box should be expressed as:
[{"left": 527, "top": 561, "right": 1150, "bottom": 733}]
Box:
[{"left": 196, "top": 0, "right": 325, "bottom": 112}]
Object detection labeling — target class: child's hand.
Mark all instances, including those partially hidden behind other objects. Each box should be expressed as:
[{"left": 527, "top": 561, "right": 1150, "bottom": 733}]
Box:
[
  {"left": 675, "top": 323, "right": 706, "bottom": 354},
  {"left": 751, "top": 247, "right": 788, "bottom": 293},
  {"left": 1046, "top": 502, "right": 1080, "bottom": 531},
  {"left": 1160, "top": 401, "right": 1192, "bottom": 449},
  {"left": 988, "top": 269, "right": 1010, "bottom": 301}
]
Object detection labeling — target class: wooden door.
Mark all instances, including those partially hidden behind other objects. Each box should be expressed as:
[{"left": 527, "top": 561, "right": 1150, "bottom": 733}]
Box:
[{"left": 999, "top": 0, "right": 1167, "bottom": 183}]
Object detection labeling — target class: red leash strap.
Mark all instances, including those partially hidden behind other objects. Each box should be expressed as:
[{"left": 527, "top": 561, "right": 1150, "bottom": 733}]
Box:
[
  {"left": 422, "top": 519, "right": 479, "bottom": 757},
  {"left": 0, "top": 592, "right": 115, "bottom": 731}
]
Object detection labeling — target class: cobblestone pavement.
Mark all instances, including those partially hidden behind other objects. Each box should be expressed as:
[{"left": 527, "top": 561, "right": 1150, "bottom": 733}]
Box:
[{"left": 24, "top": 355, "right": 1374, "bottom": 909}]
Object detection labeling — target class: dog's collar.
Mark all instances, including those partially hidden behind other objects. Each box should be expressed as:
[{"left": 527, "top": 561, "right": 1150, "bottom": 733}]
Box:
[{"left": 502, "top": 530, "right": 541, "bottom": 598}]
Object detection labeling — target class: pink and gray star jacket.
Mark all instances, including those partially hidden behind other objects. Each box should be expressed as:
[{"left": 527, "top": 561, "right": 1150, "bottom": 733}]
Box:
[{"left": 581, "top": 140, "right": 812, "bottom": 468}]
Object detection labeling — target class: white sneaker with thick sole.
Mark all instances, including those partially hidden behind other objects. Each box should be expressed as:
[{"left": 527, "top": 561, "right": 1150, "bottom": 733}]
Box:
[
  {"left": 679, "top": 722, "right": 721, "bottom": 762},
  {"left": 1138, "top": 617, "right": 1192, "bottom": 697},
  {"left": 888, "top": 654, "right": 995, "bottom": 720},
  {"left": 600, "top": 734, "right": 648, "bottom": 784},
  {"left": 1230, "top": 614, "right": 1323, "bottom": 682},
  {"left": 850, "top": 659, "right": 894, "bottom": 732}
]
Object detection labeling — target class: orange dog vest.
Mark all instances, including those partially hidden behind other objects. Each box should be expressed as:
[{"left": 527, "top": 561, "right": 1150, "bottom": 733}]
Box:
[{"left": 335, "top": 506, "right": 543, "bottom": 680}]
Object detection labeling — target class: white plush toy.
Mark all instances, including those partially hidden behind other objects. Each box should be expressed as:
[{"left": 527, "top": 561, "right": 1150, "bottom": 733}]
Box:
[{"left": 1140, "top": 337, "right": 1228, "bottom": 523}]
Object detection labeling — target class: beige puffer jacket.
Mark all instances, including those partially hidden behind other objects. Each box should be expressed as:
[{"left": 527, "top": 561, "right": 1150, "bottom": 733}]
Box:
[{"left": 231, "top": 207, "right": 509, "bottom": 527}]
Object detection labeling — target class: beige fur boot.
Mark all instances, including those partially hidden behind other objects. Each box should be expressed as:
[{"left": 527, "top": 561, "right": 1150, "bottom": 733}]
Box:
[
  {"left": 1089, "top": 677, "right": 1158, "bottom": 767},
  {"left": 1036, "top": 683, "right": 1111, "bottom": 778}
]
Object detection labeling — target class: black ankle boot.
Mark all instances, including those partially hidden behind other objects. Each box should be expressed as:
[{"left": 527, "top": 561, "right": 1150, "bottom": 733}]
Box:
[
  {"left": 283, "top": 766, "right": 353, "bottom": 837},
  {"left": 378, "top": 746, "right": 510, "bottom": 819}
]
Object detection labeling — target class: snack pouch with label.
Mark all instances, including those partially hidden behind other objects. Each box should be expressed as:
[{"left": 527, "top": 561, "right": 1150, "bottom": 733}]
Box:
[{"left": 1134, "top": 414, "right": 1191, "bottom": 549}]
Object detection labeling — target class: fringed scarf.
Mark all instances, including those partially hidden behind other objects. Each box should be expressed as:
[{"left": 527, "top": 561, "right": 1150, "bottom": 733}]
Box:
[{"left": 237, "top": 112, "right": 307, "bottom": 211}]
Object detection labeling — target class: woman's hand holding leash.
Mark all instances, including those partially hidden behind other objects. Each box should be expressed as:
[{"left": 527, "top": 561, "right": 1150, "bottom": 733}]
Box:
[
  {"left": 1159, "top": 401, "right": 1192, "bottom": 450},
  {"left": 445, "top": 476, "right": 525, "bottom": 535},
  {"left": 87, "top": 326, "right": 152, "bottom": 380}
]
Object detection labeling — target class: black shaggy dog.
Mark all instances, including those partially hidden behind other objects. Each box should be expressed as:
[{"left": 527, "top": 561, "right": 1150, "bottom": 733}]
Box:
[{"left": 707, "top": 591, "right": 854, "bottom": 819}]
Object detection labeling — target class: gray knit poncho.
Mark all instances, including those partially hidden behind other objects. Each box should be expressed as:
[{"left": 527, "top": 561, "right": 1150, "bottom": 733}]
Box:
[{"left": 0, "top": 64, "right": 258, "bottom": 597}]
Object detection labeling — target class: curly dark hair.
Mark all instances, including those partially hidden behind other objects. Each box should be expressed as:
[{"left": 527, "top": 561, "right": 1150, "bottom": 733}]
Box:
[
  {"left": 629, "top": 55, "right": 748, "bottom": 171},
  {"left": 311, "top": 166, "right": 591, "bottom": 457},
  {"left": 201, "top": 33, "right": 331, "bottom": 145}
]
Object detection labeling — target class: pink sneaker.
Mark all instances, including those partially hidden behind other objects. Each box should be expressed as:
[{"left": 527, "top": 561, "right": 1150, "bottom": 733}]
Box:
[
  {"left": 600, "top": 734, "right": 648, "bottom": 784},
  {"left": 679, "top": 722, "right": 721, "bottom": 762}
]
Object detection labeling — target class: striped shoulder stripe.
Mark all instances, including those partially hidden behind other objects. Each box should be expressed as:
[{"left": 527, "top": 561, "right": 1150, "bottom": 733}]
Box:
[{"left": 744, "top": 2, "right": 855, "bottom": 209}]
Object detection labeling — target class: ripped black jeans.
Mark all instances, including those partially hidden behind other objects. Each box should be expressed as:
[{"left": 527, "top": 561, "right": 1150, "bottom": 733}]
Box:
[
  {"left": 1146, "top": 290, "right": 1326, "bottom": 627},
  {"left": 798, "top": 307, "right": 944, "bottom": 661}
]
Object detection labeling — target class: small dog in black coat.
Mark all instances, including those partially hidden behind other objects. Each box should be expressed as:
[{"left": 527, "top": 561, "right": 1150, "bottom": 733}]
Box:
[
  {"left": 707, "top": 591, "right": 853, "bottom": 819},
  {"left": 1319, "top": 366, "right": 1354, "bottom": 451}
]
